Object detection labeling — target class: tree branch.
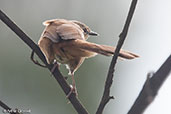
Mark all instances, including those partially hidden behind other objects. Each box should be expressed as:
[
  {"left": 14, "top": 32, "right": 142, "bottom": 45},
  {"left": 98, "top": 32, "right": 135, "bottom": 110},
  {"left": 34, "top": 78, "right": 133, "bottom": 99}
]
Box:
[
  {"left": 128, "top": 55, "right": 171, "bottom": 114},
  {"left": 0, "top": 9, "right": 89, "bottom": 114},
  {"left": 96, "top": 0, "right": 138, "bottom": 114}
]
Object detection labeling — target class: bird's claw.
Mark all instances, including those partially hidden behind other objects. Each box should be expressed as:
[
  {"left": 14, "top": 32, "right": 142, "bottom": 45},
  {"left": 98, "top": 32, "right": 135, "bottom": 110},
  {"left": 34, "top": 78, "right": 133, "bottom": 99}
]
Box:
[{"left": 66, "top": 85, "right": 78, "bottom": 98}]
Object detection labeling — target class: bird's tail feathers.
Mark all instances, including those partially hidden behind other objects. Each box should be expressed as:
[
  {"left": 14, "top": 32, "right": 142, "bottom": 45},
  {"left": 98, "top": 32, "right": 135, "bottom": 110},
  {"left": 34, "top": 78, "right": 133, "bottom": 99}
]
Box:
[{"left": 74, "top": 40, "right": 139, "bottom": 59}]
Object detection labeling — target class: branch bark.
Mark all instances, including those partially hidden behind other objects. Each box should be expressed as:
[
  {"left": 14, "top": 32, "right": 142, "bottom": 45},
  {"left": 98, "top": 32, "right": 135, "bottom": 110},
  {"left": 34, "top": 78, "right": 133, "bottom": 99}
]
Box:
[
  {"left": 128, "top": 55, "right": 171, "bottom": 114},
  {"left": 0, "top": 9, "right": 88, "bottom": 114},
  {"left": 96, "top": 0, "right": 138, "bottom": 114}
]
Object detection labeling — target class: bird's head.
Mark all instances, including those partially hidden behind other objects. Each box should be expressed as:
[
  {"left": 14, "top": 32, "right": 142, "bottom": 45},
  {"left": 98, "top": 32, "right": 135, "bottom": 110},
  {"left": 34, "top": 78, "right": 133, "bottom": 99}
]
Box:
[{"left": 71, "top": 20, "right": 99, "bottom": 40}]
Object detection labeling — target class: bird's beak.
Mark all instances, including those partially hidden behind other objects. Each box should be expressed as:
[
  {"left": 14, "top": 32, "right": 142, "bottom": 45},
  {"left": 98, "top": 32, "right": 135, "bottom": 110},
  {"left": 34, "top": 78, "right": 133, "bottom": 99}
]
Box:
[{"left": 88, "top": 31, "right": 99, "bottom": 36}]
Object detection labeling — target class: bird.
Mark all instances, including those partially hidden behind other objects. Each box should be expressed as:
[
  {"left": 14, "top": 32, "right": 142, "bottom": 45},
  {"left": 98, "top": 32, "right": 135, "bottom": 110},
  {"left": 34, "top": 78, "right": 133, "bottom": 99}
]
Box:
[{"left": 38, "top": 19, "right": 139, "bottom": 97}]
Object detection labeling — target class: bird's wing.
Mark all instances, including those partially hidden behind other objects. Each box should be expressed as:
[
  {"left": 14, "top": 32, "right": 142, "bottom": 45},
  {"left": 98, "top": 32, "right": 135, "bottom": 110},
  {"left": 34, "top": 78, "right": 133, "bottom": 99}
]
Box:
[{"left": 56, "top": 23, "right": 85, "bottom": 41}]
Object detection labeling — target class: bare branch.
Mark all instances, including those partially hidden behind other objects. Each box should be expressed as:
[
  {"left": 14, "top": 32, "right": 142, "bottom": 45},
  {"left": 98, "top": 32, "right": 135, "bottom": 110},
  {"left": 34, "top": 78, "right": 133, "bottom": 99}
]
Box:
[
  {"left": 0, "top": 9, "right": 89, "bottom": 114},
  {"left": 96, "top": 0, "right": 138, "bottom": 114},
  {"left": 128, "top": 55, "right": 171, "bottom": 114}
]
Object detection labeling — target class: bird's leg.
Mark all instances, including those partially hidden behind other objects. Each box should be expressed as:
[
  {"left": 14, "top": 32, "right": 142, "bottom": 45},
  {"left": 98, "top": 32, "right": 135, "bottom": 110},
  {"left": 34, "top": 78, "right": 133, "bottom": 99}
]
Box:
[
  {"left": 66, "top": 74, "right": 78, "bottom": 98},
  {"left": 50, "top": 60, "right": 69, "bottom": 80},
  {"left": 50, "top": 60, "right": 60, "bottom": 74},
  {"left": 71, "top": 73, "right": 78, "bottom": 96}
]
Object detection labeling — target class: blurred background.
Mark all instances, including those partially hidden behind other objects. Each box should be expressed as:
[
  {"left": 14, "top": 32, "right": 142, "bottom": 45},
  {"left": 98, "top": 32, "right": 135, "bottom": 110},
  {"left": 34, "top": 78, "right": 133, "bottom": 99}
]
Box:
[{"left": 0, "top": 0, "right": 171, "bottom": 114}]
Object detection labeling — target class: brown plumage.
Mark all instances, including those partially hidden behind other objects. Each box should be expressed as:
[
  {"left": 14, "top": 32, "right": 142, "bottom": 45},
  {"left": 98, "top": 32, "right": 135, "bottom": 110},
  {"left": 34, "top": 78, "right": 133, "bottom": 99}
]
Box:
[{"left": 38, "top": 19, "right": 139, "bottom": 97}]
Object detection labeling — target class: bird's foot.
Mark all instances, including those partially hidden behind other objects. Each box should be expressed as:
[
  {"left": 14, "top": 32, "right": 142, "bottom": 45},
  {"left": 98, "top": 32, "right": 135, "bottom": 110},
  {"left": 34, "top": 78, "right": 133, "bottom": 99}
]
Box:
[{"left": 66, "top": 85, "right": 78, "bottom": 98}]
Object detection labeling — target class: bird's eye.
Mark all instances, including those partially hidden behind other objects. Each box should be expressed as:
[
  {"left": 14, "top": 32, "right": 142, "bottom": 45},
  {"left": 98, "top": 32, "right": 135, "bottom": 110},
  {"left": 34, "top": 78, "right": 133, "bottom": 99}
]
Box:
[{"left": 83, "top": 28, "right": 88, "bottom": 34}]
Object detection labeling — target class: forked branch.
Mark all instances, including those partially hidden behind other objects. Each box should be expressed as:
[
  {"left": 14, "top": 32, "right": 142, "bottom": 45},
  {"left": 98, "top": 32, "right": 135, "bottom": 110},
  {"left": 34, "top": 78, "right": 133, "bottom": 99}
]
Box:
[{"left": 96, "top": 0, "right": 138, "bottom": 113}]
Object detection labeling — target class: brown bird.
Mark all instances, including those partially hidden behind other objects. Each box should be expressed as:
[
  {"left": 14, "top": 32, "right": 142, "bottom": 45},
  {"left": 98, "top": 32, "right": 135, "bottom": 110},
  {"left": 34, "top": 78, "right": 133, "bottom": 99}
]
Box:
[{"left": 38, "top": 19, "right": 139, "bottom": 97}]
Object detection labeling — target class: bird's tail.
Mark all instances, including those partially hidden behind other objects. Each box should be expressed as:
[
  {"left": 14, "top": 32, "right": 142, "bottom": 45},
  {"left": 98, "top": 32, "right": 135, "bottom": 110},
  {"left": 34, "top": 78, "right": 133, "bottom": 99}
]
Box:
[
  {"left": 76, "top": 40, "right": 139, "bottom": 59},
  {"left": 54, "top": 39, "right": 139, "bottom": 59}
]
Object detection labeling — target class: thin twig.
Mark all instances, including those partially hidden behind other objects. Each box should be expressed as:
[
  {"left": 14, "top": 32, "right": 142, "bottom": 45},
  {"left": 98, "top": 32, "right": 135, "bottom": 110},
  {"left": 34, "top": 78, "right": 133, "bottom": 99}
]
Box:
[
  {"left": 30, "top": 50, "right": 47, "bottom": 68},
  {"left": 96, "top": 0, "right": 138, "bottom": 114},
  {"left": 128, "top": 55, "right": 171, "bottom": 114},
  {"left": 0, "top": 9, "right": 89, "bottom": 114}
]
